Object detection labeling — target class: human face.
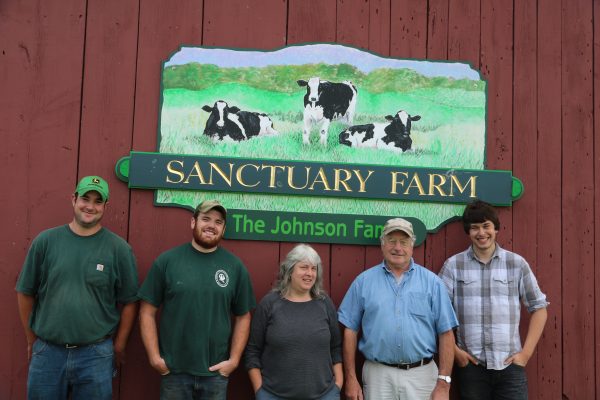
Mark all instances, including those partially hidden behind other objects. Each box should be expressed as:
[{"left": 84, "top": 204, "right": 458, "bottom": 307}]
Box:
[
  {"left": 289, "top": 260, "right": 317, "bottom": 295},
  {"left": 72, "top": 191, "right": 106, "bottom": 230},
  {"left": 469, "top": 220, "right": 498, "bottom": 254},
  {"left": 191, "top": 209, "right": 225, "bottom": 251},
  {"left": 381, "top": 231, "right": 413, "bottom": 271}
]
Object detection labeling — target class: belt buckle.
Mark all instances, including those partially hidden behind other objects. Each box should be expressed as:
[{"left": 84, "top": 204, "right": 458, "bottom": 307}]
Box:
[
  {"left": 65, "top": 344, "right": 78, "bottom": 349},
  {"left": 406, "top": 358, "right": 424, "bottom": 370}
]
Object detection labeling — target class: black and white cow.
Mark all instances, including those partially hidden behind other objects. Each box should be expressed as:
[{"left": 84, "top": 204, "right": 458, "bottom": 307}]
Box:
[
  {"left": 338, "top": 110, "right": 421, "bottom": 152},
  {"left": 201, "top": 100, "right": 278, "bottom": 142},
  {"left": 297, "top": 77, "right": 358, "bottom": 145}
]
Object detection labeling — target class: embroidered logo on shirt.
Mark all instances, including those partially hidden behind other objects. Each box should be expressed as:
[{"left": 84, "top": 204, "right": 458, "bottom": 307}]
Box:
[
  {"left": 215, "top": 269, "right": 229, "bottom": 288},
  {"left": 96, "top": 264, "right": 104, "bottom": 272}
]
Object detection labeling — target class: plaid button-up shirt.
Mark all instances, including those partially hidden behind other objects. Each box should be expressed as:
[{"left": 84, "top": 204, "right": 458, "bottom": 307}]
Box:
[{"left": 439, "top": 244, "right": 548, "bottom": 370}]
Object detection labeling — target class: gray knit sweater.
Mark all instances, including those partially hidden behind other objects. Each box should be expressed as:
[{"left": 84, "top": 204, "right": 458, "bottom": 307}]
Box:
[{"left": 245, "top": 291, "right": 342, "bottom": 399}]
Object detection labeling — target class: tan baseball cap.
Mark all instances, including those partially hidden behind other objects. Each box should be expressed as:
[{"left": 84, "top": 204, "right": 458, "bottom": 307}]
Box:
[
  {"left": 381, "top": 218, "right": 415, "bottom": 241},
  {"left": 195, "top": 200, "right": 227, "bottom": 221}
]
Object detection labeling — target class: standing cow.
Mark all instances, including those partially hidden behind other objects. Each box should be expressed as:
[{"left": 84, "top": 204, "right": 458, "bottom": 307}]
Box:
[
  {"left": 201, "top": 100, "right": 278, "bottom": 142},
  {"left": 297, "top": 77, "right": 358, "bottom": 145},
  {"left": 338, "top": 110, "right": 421, "bottom": 152}
]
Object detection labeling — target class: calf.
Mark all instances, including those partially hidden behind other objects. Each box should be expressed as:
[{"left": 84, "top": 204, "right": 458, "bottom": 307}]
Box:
[
  {"left": 201, "top": 100, "right": 278, "bottom": 142},
  {"left": 297, "top": 77, "right": 358, "bottom": 145},
  {"left": 338, "top": 110, "right": 421, "bottom": 152}
]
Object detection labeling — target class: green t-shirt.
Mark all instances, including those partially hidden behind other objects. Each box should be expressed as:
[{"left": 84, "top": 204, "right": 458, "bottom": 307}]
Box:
[
  {"left": 138, "top": 243, "right": 256, "bottom": 376},
  {"left": 16, "top": 225, "right": 139, "bottom": 344}
]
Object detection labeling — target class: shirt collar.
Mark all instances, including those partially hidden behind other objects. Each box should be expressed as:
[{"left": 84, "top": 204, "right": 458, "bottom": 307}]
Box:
[
  {"left": 467, "top": 243, "right": 504, "bottom": 262},
  {"left": 382, "top": 258, "right": 415, "bottom": 275}
]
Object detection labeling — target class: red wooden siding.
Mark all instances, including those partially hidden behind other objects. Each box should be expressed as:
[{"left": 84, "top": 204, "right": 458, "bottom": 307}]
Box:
[{"left": 1, "top": 0, "right": 598, "bottom": 398}]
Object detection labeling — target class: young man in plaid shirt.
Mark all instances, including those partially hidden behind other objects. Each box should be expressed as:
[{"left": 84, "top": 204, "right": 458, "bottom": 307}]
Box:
[{"left": 439, "top": 200, "right": 548, "bottom": 400}]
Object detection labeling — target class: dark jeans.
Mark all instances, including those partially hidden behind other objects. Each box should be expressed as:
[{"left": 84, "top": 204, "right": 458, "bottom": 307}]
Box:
[
  {"left": 456, "top": 363, "right": 528, "bottom": 400},
  {"left": 160, "top": 373, "right": 228, "bottom": 400},
  {"left": 27, "top": 338, "right": 114, "bottom": 400}
]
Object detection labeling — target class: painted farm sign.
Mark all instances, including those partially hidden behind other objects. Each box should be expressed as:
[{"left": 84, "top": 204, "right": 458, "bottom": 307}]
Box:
[{"left": 116, "top": 44, "right": 522, "bottom": 245}]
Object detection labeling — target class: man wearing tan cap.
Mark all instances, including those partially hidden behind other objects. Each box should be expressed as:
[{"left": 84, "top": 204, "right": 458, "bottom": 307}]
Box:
[
  {"left": 139, "top": 200, "right": 256, "bottom": 399},
  {"left": 16, "top": 176, "right": 139, "bottom": 400},
  {"left": 338, "top": 217, "right": 458, "bottom": 400}
]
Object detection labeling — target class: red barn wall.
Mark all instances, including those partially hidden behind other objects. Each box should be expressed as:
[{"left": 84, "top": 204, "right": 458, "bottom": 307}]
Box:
[{"left": 1, "top": 0, "right": 596, "bottom": 398}]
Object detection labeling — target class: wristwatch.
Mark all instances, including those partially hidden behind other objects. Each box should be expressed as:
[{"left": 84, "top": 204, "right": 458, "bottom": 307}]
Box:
[{"left": 437, "top": 375, "right": 452, "bottom": 384}]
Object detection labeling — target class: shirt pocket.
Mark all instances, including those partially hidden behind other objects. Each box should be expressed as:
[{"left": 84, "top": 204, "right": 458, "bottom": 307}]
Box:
[
  {"left": 456, "top": 275, "right": 479, "bottom": 299},
  {"left": 408, "top": 292, "right": 431, "bottom": 317},
  {"left": 85, "top": 261, "right": 112, "bottom": 287},
  {"left": 491, "top": 270, "right": 514, "bottom": 296}
]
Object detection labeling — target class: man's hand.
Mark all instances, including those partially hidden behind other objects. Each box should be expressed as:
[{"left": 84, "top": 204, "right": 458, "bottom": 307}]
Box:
[
  {"left": 455, "top": 346, "right": 478, "bottom": 367},
  {"left": 113, "top": 340, "right": 127, "bottom": 366},
  {"left": 26, "top": 335, "right": 37, "bottom": 362},
  {"left": 17, "top": 293, "right": 37, "bottom": 362},
  {"left": 430, "top": 380, "right": 450, "bottom": 400},
  {"left": 150, "top": 355, "right": 170, "bottom": 376},
  {"left": 208, "top": 358, "right": 238, "bottom": 377},
  {"left": 505, "top": 351, "right": 530, "bottom": 367},
  {"left": 344, "top": 375, "right": 364, "bottom": 400}
]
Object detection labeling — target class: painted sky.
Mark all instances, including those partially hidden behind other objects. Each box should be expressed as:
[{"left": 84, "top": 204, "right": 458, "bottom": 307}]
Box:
[{"left": 165, "top": 43, "right": 482, "bottom": 80}]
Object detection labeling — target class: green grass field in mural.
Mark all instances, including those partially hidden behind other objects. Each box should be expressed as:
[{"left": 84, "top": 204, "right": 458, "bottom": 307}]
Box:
[
  {"left": 159, "top": 86, "right": 485, "bottom": 166},
  {"left": 157, "top": 82, "right": 485, "bottom": 229},
  {"left": 155, "top": 45, "right": 487, "bottom": 231}
]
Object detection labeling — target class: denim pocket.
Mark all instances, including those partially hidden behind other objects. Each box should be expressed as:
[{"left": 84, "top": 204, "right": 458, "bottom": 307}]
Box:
[
  {"left": 31, "top": 339, "right": 48, "bottom": 356},
  {"left": 91, "top": 338, "right": 114, "bottom": 357}
]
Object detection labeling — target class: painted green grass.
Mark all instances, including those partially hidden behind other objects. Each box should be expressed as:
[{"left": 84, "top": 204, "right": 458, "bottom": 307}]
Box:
[{"left": 157, "top": 84, "right": 485, "bottom": 229}]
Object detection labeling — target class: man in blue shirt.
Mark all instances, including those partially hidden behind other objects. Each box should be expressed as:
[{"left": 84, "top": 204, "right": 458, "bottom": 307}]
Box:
[{"left": 338, "top": 218, "right": 458, "bottom": 400}]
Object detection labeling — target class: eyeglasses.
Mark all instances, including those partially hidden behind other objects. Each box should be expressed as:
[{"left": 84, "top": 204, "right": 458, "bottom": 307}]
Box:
[{"left": 384, "top": 238, "right": 413, "bottom": 248}]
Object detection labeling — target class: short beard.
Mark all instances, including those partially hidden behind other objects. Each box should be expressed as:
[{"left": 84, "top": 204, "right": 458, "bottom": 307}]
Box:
[{"left": 192, "top": 226, "right": 222, "bottom": 250}]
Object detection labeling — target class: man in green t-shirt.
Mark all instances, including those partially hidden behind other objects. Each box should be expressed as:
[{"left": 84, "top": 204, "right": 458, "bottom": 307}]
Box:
[
  {"left": 16, "top": 176, "right": 139, "bottom": 400},
  {"left": 139, "top": 199, "right": 256, "bottom": 400}
]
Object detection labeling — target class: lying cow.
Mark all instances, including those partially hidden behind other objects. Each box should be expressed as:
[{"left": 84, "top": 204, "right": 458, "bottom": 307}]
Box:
[
  {"left": 338, "top": 110, "right": 421, "bottom": 152},
  {"left": 201, "top": 100, "right": 278, "bottom": 142},
  {"left": 297, "top": 77, "right": 358, "bottom": 145}
]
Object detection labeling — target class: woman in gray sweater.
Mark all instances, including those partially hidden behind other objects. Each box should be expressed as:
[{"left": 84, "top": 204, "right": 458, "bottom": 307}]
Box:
[{"left": 245, "top": 244, "right": 343, "bottom": 400}]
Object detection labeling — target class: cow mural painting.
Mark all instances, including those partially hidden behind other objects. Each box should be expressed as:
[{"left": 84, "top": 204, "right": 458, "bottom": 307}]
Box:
[
  {"left": 117, "top": 44, "right": 509, "bottom": 245},
  {"left": 201, "top": 100, "right": 279, "bottom": 142},
  {"left": 297, "top": 77, "right": 358, "bottom": 145},
  {"left": 339, "top": 110, "right": 422, "bottom": 152}
]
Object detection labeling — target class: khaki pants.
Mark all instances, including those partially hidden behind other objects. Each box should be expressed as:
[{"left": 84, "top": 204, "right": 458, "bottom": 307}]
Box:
[{"left": 362, "top": 359, "right": 438, "bottom": 400}]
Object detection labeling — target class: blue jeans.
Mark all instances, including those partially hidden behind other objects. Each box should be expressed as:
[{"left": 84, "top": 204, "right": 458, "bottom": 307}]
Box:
[
  {"left": 27, "top": 338, "right": 113, "bottom": 400},
  {"left": 255, "top": 384, "right": 341, "bottom": 400},
  {"left": 456, "top": 363, "right": 528, "bottom": 400},
  {"left": 160, "top": 373, "right": 229, "bottom": 400}
]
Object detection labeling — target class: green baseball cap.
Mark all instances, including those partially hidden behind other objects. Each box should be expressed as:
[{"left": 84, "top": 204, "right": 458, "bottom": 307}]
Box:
[{"left": 75, "top": 176, "right": 109, "bottom": 201}]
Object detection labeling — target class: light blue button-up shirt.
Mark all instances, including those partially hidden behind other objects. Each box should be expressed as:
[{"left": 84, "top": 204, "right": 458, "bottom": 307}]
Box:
[{"left": 338, "top": 259, "right": 458, "bottom": 364}]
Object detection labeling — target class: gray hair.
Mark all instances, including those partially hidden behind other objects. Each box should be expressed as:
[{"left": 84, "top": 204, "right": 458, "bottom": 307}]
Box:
[
  {"left": 379, "top": 234, "right": 416, "bottom": 247},
  {"left": 274, "top": 244, "right": 324, "bottom": 299}
]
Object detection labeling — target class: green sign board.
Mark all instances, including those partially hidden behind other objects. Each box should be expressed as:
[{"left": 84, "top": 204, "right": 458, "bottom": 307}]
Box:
[
  {"left": 116, "top": 44, "right": 524, "bottom": 245},
  {"left": 116, "top": 152, "right": 522, "bottom": 246}
]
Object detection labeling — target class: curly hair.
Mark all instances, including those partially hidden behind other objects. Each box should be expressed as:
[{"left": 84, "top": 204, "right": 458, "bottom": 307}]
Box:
[{"left": 274, "top": 244, "right": 324, "bottom": 299}]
